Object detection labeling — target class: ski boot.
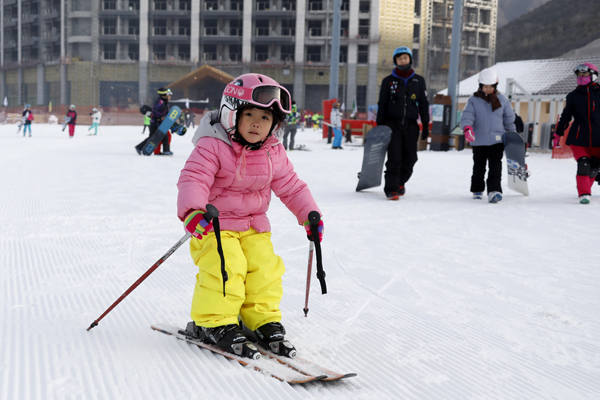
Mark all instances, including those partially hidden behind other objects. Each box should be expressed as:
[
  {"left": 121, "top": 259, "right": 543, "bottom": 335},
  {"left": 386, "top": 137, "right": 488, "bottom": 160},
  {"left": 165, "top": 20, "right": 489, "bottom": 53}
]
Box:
[
  {"left": 185, "top": 321, "right": 260, "bottom": 360},
  {"left": 243, "top": 321, "right": 297, "bottom": 358}
]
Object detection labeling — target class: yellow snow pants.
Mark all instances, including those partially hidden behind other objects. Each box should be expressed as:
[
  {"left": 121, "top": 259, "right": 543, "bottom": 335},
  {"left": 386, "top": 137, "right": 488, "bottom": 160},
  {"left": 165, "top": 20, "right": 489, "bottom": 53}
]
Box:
[{"left": 190, "top": 228, "right": 285, "bottom": 331}]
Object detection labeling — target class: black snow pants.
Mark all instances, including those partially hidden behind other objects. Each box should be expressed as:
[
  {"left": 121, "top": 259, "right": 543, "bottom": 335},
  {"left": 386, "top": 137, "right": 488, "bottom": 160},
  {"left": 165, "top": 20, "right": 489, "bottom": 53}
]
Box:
[
  {"left": 383, "top": 119, "right": 420, "bottom": 195},
  {"left": 470, "top": 143, "right": 504, "bottom": 194}
]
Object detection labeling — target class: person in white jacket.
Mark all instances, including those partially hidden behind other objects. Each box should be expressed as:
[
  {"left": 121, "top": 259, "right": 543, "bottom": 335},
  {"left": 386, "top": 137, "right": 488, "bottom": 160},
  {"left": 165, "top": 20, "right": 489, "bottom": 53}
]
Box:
[
  {"left": 88, "top": 108, "right": 102, "bottom": 136},
  {"left": 330, "top": 103, "right": 343, "bottom": 149}
]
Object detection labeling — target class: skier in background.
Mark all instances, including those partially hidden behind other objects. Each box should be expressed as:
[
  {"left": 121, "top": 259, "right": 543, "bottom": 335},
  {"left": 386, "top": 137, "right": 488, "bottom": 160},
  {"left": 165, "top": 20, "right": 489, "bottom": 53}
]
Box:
[
  {"left": 67, "top": 105, "right": 77, "bottom": 138},
  {"left": 177, "top": 73, "right": 322, "bottom": 359},
  {"left": 141, "top": 111, "right": 151, "bottom": 134},
  {"left": 330, "top": 102, "right": 343, "bottom": 149},
  {"left": 377, "top": 46, "right": 430, "bottom": 200},
  {"left": 555, "top": 62, "right": 600, "bottom": 204},
  {"left": 282, "top": 100, "right": 299, "bottom": 150},
  {"left": 88, "top": 107, "right": 101, "bottom": 136},
  {"left": 22, "top": 104, "right": 33, "bottom": 137},
  {"left": 135, "top": 87, "right": 173, "bottom": 156},
  {"left": 461, "top": 68, "right": 516, "bottom": 203}
]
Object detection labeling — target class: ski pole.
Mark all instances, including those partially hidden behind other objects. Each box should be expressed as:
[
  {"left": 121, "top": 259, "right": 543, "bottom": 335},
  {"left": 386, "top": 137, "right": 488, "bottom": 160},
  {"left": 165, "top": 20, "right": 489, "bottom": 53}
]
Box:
[
  {"left": 86, "top": 204, "right": 219, "bottom": 331},
  {"left": 303, "top": 211, "right": 327, "bottom": 317}
]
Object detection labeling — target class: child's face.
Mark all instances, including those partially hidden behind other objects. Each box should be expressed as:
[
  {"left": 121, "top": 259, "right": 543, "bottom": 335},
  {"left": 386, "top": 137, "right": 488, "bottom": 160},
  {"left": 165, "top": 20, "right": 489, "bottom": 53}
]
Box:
[
  {"left": 237, "top": 107, "right": 273, "bottom": 144},
  {"left": 481, "top": 84, "right": 495, "bottom": 95},
  {"left": 395, "top": 54, "right": 411, "bottom": 66}
]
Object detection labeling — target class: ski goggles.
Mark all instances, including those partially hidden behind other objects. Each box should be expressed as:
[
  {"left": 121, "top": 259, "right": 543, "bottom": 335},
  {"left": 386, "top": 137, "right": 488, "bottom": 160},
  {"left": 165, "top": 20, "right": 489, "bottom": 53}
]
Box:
[
  {"left": 224, "top": 84, "right": 291, "bottom": 114},
  {"left": 158, "top": 88, "right": 173, "bottom": 96},
  {"left": 573, "top": 64, "right": 595, "bottom": 75}
]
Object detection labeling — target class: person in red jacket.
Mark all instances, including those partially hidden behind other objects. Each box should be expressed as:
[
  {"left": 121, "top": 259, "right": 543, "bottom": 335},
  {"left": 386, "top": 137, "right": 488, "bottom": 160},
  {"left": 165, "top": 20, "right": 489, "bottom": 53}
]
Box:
[
  {"left": 555, "top": 62, "right": 600, "bottom": 204},
  {"left": 66, "top": 105, "right": 77, "bottom": 138}
]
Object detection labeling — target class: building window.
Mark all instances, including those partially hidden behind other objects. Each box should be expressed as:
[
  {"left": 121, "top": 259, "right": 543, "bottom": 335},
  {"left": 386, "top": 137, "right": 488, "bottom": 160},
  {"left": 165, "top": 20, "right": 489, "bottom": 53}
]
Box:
[
  {"left": 480, "top": 9, "right": 491, "bottom": 25},
  {"left": 306, "top": 46, "right": 320, "bottom": 62},
  {"left": 308, "top": 21, "right": 321, "bottom": 37},
  {"left": 128, "top": 43, "right": 139, "bottom": 60},
  {"left": 466, "top": 31, "right": 476, "bottom": 47},
  {"left": 282, "top": 0, "right": 296, "bottom": 11},
  {"left": 359, "top": 0, "right": 369, "bottom": 13},
  {"left": 229, "top": 44, "right": 241, "bottom": 61},
  {"left": 412, "top": 48, "right": 419, "bottom": 68},
  {"left": 477, "top": 55, "right": 488, "bottom": 70},
  {"left": 203, "top": 44, "right": 217, "bottom": 61},
  {"left": 479, "top": 32, "right": 489, "bottom": 48},
  {"left": 103, "top": 43, "right": 117, "bottom": 60},
  {"left": 153, "top": 20, "right": 167, "bottom": 36},
  {"left": 231, "top": 0, "right": 243, "bottom": 11},
  {"left": 128, "top": 0, "right": 140, "bottom": 10},
  {"left": 204, "top": 20, "right": 218, "bottom": 36},
  {"left": 178, "top": 43, "right": 190, "bottom": 60},
  {"left": 154, "top": 1, "right": 167, "bottom": 11},
  {"left": 339, "top": 45, "right": 347, "bottom": 63},
  {"left": 281, "top": 44, "right": 294, "bottom": 61},
  {"left": 341, "top": 19, "right": 348, "bottom": 37},
  {"left": 341, "top": 0, "right": 349, "bottom": 12},
  {"left": 205, "top": 1, "right": 218, "bottom": 10},
  {"left": 230, "top": 20, "right": 242, "bottom": 36},
  {"left": 282, "top": 19, "right": 295, "bottom": 36},
  {"left": 357, "top": 85, "right": 367, "bottom": 113},
  {"left": 153, "top": 43, "right": 166, "bottom": 60},
  {"left": 358, "top": 19, "right": 369, "bottom": 38},
  {"left": 357, "top": 45, "right": 368, "bottom": 63},
  {"left": 256, "top": 20, "right": 270, "bottom": 36},
  {"left": 128, "top": 20, "right": 140, "bottom": 35},
  {"left": 413, "top": 24, "right": 420, "bottom": 43},
  {"left": 255, "top": 44, "right": 269, "bottom": 61},
  {"left": 179, "top": 0, "right": 191, "bottom": 11},
  {"left": 308, "top": 0, "right": 323, "bottom": 11},
  {"left": 103, "top": 19, "right": 117, "bottom": 35},
  {"left": 103, "top": 1, "right": 117, "bottom": 10},
  {"left": 179, "top": 20, "right": 191, "bottom": 36},
  {"left": 256, "top": 1, "right": 270, "bottom": 10},
  {"left": 414, "top": 0, "right": 421, "bottom": 17}
]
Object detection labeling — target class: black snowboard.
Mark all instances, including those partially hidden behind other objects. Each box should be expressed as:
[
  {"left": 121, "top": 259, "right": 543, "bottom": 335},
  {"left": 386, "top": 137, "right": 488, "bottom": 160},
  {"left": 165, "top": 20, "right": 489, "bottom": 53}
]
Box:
[
  {"left": 141, "top": 106, "right": 181, "bottom": 156},
  {"left": 140, "top": 105, "right": 152, "bottom": 115},
  {"left": 356, "top": 125, "right": 392, "bottom": 191},
  {"left": 503, "top": 130, "right": 529, "bottom": 196}
]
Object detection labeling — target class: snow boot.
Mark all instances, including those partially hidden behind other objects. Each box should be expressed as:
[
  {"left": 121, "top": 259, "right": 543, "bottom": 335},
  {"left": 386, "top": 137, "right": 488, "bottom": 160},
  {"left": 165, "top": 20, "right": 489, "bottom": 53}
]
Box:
[
  {"left": 398, "top": 186, "right": 405, "bottom": 196},
  {"left": 386, "top": 191, "right": 400, "bottom": 201},
  {"left": 579, "top": 194, "right": 591, "bottom": 204},
  {"left": 185, "top": 321, "right": 260, "bottom": 360},
  {"left": 473, "top": 192, "right": 483, "bottom": 200},
  {"left": 243, "top": 321, "right": 297, "bottom": 358},
  {"left": 488, "top": 192, "right": 502, "bottom": 203}
]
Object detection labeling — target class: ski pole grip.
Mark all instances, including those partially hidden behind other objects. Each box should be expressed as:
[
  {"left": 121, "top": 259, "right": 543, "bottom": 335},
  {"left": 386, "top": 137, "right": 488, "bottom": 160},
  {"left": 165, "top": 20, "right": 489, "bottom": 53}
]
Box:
[
  {"left": 204, "top": 204, "right": 219, "bottom": 222},
  {"left": 308, "top": 211, "right": 320, "bottom": 241}
]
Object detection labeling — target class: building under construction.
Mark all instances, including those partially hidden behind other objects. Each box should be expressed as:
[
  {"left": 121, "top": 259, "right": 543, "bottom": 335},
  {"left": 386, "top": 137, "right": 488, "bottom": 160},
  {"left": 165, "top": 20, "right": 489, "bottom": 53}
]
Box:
[{"left": 1, "top": 0, "right": 497, "bottom": 113}]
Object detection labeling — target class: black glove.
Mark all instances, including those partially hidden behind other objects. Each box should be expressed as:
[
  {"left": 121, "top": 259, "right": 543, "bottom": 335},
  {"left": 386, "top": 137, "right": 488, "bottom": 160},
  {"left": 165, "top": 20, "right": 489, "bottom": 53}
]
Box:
[{"left": 421, "top": 124, "right": 429, "bottom": 140}]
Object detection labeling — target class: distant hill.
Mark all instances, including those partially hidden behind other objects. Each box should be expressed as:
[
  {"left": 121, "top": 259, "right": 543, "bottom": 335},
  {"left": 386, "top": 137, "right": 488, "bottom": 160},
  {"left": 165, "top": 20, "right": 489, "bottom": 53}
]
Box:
[
  {"left": 496, "top": 0, "right": 600, "bottom": 62},
  {"left": 497, "top": 0, "right": 550, "bottom": 27}
]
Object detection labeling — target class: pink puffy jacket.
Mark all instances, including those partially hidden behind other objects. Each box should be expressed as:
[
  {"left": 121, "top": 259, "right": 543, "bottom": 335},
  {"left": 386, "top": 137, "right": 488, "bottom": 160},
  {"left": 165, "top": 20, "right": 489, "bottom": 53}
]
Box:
[{"left": 177, "top": 111, "right": 320, "bottom": 232}]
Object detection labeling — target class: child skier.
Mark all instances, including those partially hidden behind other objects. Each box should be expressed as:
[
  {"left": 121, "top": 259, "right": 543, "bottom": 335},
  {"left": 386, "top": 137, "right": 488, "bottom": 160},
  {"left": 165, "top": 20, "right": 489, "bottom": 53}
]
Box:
[
  {"left": 461, "top": 68, "right": 516, "bottom": 203},
  {"left": 22, "top": 104, "right": 33, "bottom": 137},
  {"left": 88, "top": 107, "right": 101, "bottom": 135},
  {"left": 177, "top": 73, "right": 323, "bottom": 359},
  {"left": 555, "top": 62, "right": 600, "bottom": 204},
  {"left": 142, "top": 111, "right": 151, "bottom": 134},
  {"left": 67, "top": 105, "right": 77, "bottom": 138}
]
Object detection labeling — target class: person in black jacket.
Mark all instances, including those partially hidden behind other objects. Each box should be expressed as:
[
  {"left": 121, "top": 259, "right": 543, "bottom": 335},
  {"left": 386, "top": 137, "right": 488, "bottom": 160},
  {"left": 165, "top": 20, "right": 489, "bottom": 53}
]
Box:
[
  {"left": 135, "top": 87, "right": 173, "bottom": 155},
  {"left": 377, "top": 46, "right": 430, "bottom": 200},
  {"left": 555, "top": 62, "right": 600, "bottom": 204}
]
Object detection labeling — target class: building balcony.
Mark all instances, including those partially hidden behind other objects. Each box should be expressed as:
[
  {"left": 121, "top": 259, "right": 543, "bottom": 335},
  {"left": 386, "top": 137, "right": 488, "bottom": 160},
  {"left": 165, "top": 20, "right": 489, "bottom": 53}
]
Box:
[
  {"left": 99, "top": 10, "right": 140, "bottom": 18},
  {"left": 67, "top": 36, "right": 93, "bottom": 43},
  {"left": 149, "top": 10, "right": 192, "bottom": 18},
  {"left": 22, "top": 36, "right": 39, "bottom": 46},
  {"left": 252, "top": 34, "right": 294, "bottom": 44},
  {"left": 201, "top": 34, "right": 243, "bottom": 44},
  {"left": 68, "top": 11, "right": 93, "bottom": 18},
  {"left": 200, "top": 10, "right": 244, "bottom": 19},
  {"left": 41, "top": 7, "right": 60, "bottom": 19},
  {"left": 251, "top": 10, "right": 296, "bottom": 18},
  {"left": 21, "top": 14, "right": 39, "bottom": 24},
  {"left": 3, "top": 18, "right": 18, "bottom": 28},
  {"left": 148, "top": 34, "right": 191, "bottom": 44},
  {"left": 98, "top": 35, "right": 140, "bottom": 44}
]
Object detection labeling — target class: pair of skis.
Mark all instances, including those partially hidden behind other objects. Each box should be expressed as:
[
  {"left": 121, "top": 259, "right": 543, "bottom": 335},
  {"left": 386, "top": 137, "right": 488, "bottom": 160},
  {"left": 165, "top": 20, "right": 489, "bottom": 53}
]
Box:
[
  {"left": 86, "top": 206, "right": 351, "bottom": 384},
  {"left": 151, "top": 323, "right": 355, "bottom": 384}
]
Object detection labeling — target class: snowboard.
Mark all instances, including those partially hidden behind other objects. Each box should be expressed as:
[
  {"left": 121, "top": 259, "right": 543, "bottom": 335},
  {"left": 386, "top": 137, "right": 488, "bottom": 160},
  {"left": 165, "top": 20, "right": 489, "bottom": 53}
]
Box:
[
  {"left": 61, "top": 117, "right": 71, "bottom": 132},
  {"left": 356, "top": 125, "right": 392, "bottom": 191},
  {"left": 141, "top": 106, "right": 181, "bottom": 156},
  {"left": 504, "top": 130, "right": 529, "bottom": 196},
  {"left": 151, "top": 323, "right": 356, "bottom": 384}
]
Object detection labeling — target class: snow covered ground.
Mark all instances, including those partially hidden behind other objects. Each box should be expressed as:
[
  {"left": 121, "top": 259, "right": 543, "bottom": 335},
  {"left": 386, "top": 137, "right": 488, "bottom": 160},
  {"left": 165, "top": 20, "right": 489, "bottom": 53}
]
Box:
[{"left": 1, "top": 122, "right": 599, "bottom": 400}]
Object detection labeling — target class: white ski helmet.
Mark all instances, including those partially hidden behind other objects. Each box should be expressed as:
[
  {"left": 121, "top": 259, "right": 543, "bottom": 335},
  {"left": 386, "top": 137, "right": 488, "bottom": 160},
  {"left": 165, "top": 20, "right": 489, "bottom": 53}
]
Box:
[
  {"left": 478, "top": 68, "right": 499, "bottom": 85},
  {"left": 70, "top": 104, "right": 76, "bottom": 109},
  {"left": 92, "top": 107, "right": 98, "bottom": 112}
]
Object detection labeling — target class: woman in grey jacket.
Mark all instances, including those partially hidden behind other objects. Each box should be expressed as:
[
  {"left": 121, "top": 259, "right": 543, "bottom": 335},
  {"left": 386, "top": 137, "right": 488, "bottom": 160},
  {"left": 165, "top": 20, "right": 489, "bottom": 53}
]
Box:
[{"left": 461, "top": 68, "right": 516, "bottom": 203}]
